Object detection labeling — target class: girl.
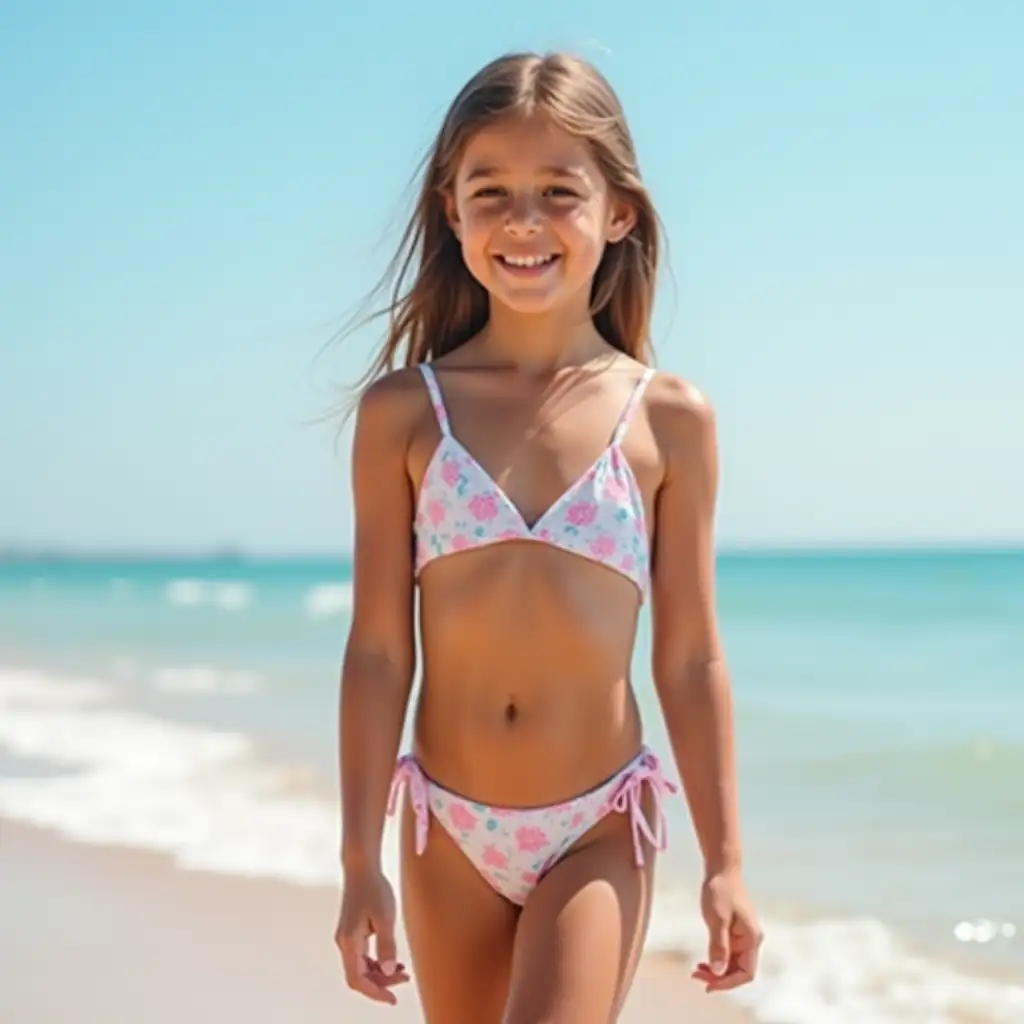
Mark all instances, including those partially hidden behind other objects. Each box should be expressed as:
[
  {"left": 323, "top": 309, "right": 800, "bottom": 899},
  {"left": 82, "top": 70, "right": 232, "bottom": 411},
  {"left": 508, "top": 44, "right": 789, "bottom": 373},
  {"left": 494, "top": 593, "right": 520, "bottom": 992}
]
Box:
[{"left": 335, "top": 51, "right": 762, "bottom": 1022}]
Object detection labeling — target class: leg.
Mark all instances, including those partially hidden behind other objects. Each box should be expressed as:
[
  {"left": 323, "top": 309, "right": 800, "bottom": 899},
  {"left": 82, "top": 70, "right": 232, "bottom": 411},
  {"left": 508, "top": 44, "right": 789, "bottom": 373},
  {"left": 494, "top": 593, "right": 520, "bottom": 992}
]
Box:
[
  {"left": 501, "top": 802, "right": 656, "bottom": 1024},
  {"left": 399, "top": 797, "right": 519, "bottom": 1023}
]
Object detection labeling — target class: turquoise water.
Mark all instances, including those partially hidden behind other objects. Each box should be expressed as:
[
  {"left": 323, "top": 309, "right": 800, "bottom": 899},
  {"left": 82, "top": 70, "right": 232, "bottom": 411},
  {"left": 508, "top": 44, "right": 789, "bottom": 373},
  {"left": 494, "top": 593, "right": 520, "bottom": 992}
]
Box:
[{"left": 1, "top": 550, "right": 1022, "bottom": 1022}]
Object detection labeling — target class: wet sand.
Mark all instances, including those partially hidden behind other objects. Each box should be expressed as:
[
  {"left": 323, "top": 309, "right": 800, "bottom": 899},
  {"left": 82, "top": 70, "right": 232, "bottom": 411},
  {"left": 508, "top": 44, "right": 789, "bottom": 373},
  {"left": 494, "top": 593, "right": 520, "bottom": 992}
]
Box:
[{"left": 0, "top": 822, "right": 751, "bottom": 1023}]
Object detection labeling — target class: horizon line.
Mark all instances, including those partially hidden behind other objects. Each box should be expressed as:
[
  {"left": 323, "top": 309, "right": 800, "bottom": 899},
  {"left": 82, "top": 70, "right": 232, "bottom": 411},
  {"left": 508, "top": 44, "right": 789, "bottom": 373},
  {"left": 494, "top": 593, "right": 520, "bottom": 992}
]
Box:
[{"left": 1, "top": 540, "right": 1022, "bottom": 563}]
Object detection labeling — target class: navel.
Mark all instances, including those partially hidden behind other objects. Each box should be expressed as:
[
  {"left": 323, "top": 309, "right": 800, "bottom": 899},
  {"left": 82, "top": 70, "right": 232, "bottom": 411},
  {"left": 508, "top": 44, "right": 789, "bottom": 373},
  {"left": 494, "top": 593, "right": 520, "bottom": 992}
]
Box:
[{"left": 503, "top": 699, "right": 519, "bottom": 724}]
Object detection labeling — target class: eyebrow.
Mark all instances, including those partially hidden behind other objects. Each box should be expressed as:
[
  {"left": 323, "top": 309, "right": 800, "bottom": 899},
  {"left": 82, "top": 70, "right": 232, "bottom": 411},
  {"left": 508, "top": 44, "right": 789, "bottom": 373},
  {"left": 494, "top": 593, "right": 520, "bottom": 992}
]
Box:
[{"left": 463, "top": 164, "right": 586, "bottom": 183}]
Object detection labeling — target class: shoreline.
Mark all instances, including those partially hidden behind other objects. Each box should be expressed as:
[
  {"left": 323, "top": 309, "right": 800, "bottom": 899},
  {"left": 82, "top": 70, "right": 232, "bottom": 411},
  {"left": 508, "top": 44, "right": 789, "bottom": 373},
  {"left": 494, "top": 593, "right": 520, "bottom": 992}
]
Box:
[
  {"left": 0, "top": 821, "right": 751, "bottom": 1024},
  {"left": 4, "top": 586, "right": 1024, "bottom": 1024},
  {"left": 3, "top": 657, "right": 1024, "bottom": 1023}
]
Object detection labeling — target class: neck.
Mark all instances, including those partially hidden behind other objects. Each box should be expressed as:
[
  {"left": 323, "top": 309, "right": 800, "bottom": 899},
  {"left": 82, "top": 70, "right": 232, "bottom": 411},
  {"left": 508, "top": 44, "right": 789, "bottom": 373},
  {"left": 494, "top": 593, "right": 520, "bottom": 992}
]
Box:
[{"left": 477, "top": 298, "right": 611, "bottom": 373}]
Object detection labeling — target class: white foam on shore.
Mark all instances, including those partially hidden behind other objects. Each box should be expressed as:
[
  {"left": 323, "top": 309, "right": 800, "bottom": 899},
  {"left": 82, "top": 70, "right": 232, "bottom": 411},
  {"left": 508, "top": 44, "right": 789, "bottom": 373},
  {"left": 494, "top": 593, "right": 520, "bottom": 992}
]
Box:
[
  {"left": 0, "top": 667, "right": 394, "bottom": 886},
  {"left": 1, "top": 666, "right": 1022, "bottom": 1023},
  {"left": 647, "top": 890, "right": 1024, "bottom": 1023},
  {"left": 150, "top": 665, "right": 261, "bottom": 695},
  {"left": 164, "top": 579, "right": 254, "bottom": 611},
  {"left": 304, "top": 583, "right": 353, "bottom": 618}
]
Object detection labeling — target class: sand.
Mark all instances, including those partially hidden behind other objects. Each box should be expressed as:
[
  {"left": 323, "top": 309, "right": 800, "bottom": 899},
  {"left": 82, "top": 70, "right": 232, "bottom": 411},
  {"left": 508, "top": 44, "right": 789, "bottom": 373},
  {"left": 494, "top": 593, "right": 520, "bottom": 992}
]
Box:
[{"left": 0, "top": 822, "right": 752, "bottom": 1023}]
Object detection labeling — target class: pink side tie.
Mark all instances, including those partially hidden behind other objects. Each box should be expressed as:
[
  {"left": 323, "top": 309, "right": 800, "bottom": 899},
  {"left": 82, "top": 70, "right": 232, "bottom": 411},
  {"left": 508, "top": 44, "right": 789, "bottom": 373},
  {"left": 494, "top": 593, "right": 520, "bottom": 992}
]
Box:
[
  {"left": 387, "top": 755, "right": 430, "bottom": 855},
  {"left": 609, "top": 752, "right": 679, "bottom": 866}
]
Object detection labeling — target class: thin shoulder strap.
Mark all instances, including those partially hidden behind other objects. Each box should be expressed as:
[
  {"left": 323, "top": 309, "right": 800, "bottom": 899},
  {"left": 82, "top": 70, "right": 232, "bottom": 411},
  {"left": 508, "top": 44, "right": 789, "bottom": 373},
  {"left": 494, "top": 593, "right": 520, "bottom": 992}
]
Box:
[
  {"left": 611, "top": 368, "right": 655, "bottom": 445},
  {"left": 418, "top": 364, "right": 451, "bottom": 435}
]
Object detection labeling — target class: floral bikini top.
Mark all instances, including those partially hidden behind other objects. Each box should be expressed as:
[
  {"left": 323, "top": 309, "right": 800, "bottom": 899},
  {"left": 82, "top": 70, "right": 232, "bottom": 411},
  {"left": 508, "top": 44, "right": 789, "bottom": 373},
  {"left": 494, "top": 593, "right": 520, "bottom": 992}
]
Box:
[{"left": 413, "top": 364, "right": 655, "bottom": 599}]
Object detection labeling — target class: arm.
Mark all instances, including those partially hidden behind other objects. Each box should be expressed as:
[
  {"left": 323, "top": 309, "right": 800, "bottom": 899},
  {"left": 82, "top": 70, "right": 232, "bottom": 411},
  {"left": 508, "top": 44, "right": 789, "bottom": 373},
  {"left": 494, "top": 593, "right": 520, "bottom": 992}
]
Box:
[
  {"left": 339, "top": 375, "right": 417, "bottom": 873},
  {"left": 649, "top": 380, "right": 741, "bottom": 877},
  {"left": 649, "top": 379, "right": 761, "bottom": 991}
]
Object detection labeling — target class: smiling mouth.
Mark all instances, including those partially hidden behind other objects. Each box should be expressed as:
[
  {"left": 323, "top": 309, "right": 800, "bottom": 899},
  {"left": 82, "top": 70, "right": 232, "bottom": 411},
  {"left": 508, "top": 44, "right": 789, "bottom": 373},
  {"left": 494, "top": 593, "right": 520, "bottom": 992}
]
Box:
[{"left": 494, "top": 253, "right": 561, "bottom": 273}]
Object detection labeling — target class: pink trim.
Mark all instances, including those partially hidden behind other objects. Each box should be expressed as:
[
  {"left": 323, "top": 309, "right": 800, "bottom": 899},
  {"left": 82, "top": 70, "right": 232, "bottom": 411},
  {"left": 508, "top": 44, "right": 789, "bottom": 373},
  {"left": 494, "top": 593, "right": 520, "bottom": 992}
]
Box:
[
  {"left": 388, "top": 748, "right": 678, "bottom": 898},
  {"left": 607, "top": 750, "right": 678, "bottom": 866},
  {"left": 387, "top": 755, "right": 430, "bottom": 854}
]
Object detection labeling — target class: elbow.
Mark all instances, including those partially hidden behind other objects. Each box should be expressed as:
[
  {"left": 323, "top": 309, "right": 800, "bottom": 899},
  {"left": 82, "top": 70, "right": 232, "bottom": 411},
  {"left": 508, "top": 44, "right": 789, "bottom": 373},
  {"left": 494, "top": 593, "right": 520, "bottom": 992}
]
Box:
[
  {"left": 652, "top": 649, "right": 728, "bottom": 701},
  {"left": 652, "top": 611, "right": 725, "bottom": 693},
  {"left": 342, "top": 641, "right": 415, "bottom": 701}
]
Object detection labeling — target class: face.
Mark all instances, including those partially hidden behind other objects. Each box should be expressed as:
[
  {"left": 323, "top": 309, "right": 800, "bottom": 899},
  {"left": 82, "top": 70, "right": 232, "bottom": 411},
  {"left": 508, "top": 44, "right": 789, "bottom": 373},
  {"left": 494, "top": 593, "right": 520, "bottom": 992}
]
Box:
[{"left": 444, "top": 115, "right": 636, "bottom": 317}]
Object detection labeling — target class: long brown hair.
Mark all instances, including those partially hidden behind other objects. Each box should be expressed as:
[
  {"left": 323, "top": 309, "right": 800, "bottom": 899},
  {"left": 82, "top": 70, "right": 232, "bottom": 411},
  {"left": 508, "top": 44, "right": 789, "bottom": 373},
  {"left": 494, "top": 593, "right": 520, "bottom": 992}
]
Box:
[{"left": 344, "top": 52, "right": 662, "bottom": 392}]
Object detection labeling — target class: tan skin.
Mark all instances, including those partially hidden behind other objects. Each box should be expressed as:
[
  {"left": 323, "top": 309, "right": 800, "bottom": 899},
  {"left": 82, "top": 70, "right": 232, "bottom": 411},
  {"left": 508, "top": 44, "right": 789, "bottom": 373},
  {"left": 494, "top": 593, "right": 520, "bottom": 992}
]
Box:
[{"left": 336, "top": 115, "right": 762, "bottom": 1022}]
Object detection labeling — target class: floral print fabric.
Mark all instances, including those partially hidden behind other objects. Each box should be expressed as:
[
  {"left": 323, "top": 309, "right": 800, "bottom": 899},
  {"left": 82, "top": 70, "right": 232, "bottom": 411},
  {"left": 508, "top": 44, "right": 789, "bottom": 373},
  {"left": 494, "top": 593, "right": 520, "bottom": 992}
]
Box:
[
  {"left": 413, "top": 365, "right": 654, "bottom": 598},
  {"left": 388, "top": 748, "right": 677, "bottom": 906}
]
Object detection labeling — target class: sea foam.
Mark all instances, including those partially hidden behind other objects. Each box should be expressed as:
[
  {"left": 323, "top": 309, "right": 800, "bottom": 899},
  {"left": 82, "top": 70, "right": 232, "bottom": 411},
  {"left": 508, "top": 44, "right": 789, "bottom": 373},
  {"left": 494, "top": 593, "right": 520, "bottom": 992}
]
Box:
[
  {"left": 164, "top": 578, "right": 254, "bottom": 611},
  {"left": 304, "top": 583, "right": 353, "bottom": 618},
  {"left": 0, "top": 667, "right": 367, "bottom": 886},
  {"left": 1, "top": 666, "right": 1022, "bottom": 1023}
]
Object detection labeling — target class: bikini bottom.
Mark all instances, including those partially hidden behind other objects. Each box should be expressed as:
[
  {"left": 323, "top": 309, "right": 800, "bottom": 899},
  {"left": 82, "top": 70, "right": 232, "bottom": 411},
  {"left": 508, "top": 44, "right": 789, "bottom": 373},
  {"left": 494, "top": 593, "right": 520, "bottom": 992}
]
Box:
[{"left": 387, "top": 746, "right": 676, "bottom": 906}]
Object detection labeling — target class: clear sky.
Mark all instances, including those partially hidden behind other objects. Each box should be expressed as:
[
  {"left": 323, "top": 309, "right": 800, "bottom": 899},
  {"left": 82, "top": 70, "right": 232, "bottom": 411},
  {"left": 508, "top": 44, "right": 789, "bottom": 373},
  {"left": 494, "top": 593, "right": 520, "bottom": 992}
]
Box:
[{"left": 2, "top": 1, "right": 1021, "bottom": 554}]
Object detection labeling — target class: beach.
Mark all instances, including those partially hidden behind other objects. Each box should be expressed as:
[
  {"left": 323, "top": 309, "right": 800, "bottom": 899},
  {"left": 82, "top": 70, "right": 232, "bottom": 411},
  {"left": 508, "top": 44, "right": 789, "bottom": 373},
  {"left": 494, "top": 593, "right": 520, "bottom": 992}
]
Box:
[
  {"left": 0, "top": 822, "right": 748, "bottom": 1024},
  {"left": 2, "top": 551, "right": 1023, "bottom": 1022},
  {"left": 6, "top": 0, "right": 1023, "bottom": 1017}
]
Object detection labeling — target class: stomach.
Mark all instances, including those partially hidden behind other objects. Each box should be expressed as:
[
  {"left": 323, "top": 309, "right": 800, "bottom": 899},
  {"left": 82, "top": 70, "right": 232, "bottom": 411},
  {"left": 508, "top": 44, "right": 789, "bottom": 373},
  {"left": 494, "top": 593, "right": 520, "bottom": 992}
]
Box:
[{"left": 411, "top": 543, "right": 646, "bottom": 806}]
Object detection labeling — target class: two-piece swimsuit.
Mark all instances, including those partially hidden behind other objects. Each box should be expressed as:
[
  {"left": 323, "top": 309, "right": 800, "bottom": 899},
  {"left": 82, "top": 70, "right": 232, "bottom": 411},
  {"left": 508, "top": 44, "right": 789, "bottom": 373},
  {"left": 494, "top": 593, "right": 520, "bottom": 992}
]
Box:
[{"left": 387, "top": 363, "right": 677, "bottom": 906}]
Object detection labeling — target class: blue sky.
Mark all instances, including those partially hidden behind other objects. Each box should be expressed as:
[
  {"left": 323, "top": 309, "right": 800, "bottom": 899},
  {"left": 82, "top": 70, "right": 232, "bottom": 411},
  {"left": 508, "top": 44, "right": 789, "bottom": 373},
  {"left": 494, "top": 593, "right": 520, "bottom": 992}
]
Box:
[{"left": 2, "top": 1, "right": 1021, "bottom": 554}]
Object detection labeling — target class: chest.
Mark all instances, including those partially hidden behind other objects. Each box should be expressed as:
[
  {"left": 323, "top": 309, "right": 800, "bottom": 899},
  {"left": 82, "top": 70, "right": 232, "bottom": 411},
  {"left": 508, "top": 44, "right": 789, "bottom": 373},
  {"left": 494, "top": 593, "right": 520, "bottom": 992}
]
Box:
[{"left": 413, "top": 383, "right": 661, "bottom": 530}]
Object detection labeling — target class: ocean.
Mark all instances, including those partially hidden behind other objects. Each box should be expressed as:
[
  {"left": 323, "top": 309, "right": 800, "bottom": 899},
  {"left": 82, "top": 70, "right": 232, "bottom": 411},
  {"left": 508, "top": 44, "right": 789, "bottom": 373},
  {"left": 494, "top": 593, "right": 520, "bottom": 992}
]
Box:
[{"left": 1, "top": 550, "right": 1022, "bottom": 1022}]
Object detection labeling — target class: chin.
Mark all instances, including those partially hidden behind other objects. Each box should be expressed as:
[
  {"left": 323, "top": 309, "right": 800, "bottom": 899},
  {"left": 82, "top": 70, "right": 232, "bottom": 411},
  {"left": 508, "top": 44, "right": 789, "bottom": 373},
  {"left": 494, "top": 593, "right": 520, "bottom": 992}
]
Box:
[
  {"left": 482, "top": 272, "right": 585, "bottom": 316},
  {"left": 492, "top": 288, "right": 566, "bottom": 315}
]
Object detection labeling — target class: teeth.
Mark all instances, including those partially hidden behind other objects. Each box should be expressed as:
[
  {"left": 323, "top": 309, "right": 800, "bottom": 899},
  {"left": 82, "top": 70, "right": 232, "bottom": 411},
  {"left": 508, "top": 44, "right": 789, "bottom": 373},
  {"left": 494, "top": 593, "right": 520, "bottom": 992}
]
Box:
[{"left": 502, "top": 254, "right": 555, "bottom": 268}]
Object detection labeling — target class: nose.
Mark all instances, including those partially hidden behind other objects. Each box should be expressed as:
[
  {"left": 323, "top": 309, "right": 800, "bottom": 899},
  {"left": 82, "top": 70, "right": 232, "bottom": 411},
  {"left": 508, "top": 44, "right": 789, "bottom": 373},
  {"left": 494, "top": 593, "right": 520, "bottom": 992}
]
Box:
[{"left": 504, "top": 192, "right": 542, "bottom": 237}]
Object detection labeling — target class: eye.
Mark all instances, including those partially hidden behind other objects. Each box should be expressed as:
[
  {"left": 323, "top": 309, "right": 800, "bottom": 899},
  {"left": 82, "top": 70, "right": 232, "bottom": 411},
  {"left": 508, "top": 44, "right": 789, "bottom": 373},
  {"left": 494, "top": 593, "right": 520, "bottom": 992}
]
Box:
[
  {"left": 544, "top": 186, "right": 581, "bottom": 199},
  {"left": 471, "top": 186, "right": 507, "bottom": 200}
]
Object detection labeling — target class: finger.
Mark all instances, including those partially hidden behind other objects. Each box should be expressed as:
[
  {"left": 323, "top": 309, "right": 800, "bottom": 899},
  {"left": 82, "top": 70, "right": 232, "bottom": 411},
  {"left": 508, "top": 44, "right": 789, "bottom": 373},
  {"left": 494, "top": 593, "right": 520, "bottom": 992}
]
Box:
[
  {"left": 705, "top": 965, "right": 753, "bottom": 992},
  {"left": 705, "top": 945, "right": 759, "bottom": 993},
  {"left": 356, "top": 952, "right": 401, "bottom": 1005},
  {"left": 349, "top": 965, "right": 399, "bottom": 1006},
  {"left": 690, "top": 961, "right": 717, "bottom": 982},
  {"left": 358, "top": 980, "right": 399, "bottom": 1005},
  {"left": 374, "top": 914, "right": 399, "bottom": 978},
  {"left": 707, "top": 917, "right": 732, "bottom": 977},
  {"left": 364, "top": 959, "right": 411, "bottom": 988},
  {"left": 338, "top": 933, "right": 397, "bottom": 1005},
  {"left": 735, "top": 941, "right": 761, "bottom": 980},
  {"left": 364, "top": 958, "right": 407, "bottom": 973},
  {"left": 335, "top": 925, "right": 367, "bottom": 984},
  {"left": 366, "top": 969, "right": 410, "bottom": 990}
]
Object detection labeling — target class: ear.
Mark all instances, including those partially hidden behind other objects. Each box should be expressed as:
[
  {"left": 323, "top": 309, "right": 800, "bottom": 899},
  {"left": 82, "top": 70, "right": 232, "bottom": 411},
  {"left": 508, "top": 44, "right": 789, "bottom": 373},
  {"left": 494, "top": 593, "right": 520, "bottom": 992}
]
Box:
[
  {"left": 605, "top": 194, "right": 637, "bottom": 245},
  {"left": 442, "top": 188, "right": 462, "bottom": 240}
]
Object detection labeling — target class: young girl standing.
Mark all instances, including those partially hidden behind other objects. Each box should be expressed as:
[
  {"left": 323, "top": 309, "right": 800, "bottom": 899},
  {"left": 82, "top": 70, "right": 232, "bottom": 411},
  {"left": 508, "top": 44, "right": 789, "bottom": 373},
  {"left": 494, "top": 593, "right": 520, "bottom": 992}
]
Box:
[{"left": 335, "top": 51, "right": 762, "bottom": 1022}]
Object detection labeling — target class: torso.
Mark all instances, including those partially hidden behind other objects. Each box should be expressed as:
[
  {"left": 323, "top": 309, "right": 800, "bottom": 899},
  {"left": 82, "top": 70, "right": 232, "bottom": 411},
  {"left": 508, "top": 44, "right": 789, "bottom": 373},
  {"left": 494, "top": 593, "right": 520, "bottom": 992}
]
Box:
[{"left": 402, "top": 352, "right": 667, "bottom": 807}]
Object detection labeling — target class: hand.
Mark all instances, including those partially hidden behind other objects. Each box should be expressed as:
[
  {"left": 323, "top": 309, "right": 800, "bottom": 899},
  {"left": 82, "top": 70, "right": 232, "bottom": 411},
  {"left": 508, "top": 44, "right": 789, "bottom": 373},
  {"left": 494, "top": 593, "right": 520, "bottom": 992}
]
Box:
[
  {"left": 335, "top": 866, "right": 410, "bottom": 1005},
  {"left": 692, "top": 868, "right": 763, "bottom": 993}
]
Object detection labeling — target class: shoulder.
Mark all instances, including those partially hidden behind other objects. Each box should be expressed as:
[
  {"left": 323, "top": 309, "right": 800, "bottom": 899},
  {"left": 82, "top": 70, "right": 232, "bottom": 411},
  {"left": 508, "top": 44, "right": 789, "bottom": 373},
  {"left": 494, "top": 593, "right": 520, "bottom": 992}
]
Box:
[
  {"left": 644, "top": 370, "right": 717, "bottom": 463},
  {"left": 354, "top": 366, "right": 432, "bottom": 448}
]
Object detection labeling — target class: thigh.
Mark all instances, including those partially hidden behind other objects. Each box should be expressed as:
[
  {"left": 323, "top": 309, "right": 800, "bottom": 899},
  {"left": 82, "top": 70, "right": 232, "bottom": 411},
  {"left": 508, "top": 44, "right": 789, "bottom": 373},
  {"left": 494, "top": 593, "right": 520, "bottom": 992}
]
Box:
[
  {"left": 502, "top": 810, "right": 656, "bottom": 1024},
  {"left": 399, "top": 797, "right": 519, "bottom": 1024}
]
